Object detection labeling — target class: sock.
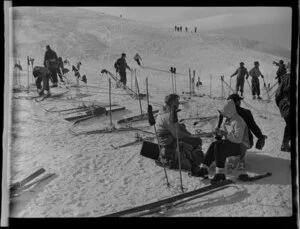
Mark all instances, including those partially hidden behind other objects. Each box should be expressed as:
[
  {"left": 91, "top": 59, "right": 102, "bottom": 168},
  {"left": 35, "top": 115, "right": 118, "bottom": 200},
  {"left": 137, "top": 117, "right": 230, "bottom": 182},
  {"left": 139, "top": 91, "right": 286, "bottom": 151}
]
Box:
[{"left": 216, "top": 167, "right": 226, "bottom": 174}]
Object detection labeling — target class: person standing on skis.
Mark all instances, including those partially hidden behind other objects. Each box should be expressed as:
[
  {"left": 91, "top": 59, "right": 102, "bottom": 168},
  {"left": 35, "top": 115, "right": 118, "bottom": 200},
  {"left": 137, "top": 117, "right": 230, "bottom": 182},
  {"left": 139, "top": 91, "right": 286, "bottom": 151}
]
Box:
[
  {"left": 114, "top": 53, "right": 131, "bottom": 86},
  {"left": 134, "top": 53, "right": 142, "bottom": 66},
  {"left": 230, "top": 62, "right": 249, "bottom": 97},
  {"left": 44, "top": 45, "right": 59, "bottom": 87},
  {"left": 273, "top": 60, "right": 286, "bottom": 84},
  {"left": 248, "top": 61, "right": 265, "bottom": 100}
]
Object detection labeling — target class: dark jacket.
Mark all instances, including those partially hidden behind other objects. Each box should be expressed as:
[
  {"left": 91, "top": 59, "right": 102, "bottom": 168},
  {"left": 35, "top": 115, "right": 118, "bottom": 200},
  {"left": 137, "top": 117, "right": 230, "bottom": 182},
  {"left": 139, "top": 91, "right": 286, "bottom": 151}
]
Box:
[
  {"left": 274, "top": 63, "right": 287, "bottom": 79},
  {"left": 114, "top": 57, "right": 130, "bottom": 73},
  {"left": 44, "top": 49, "right": 58, "bottom": 67},
  {"left": 275, "top": 73, "right": 290, "bottom": 118},
  {"left": 231, "top": 67, "right": 249, "bottom": 80},
  {"left": 218, "top": 106, "right": 264, "bottom": 148},
  {"left": 32, "top": 66, "right": 51, "bottom": 78}
]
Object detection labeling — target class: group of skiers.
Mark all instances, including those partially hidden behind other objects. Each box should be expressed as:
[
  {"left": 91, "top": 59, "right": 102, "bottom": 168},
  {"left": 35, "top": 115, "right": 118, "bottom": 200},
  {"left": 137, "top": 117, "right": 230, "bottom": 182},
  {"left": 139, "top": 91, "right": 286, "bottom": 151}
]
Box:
[
  {"left": 230, "top": 60, "right": 287, "bottom": 100},
  {"left": 154, "top": 92, "right": 269, "bottom": 183},
  {"left": 114, "top": 52, "right": 143, "bottom": 87},
  {"left": 174, "top": 26, "right": 197, "bottom": 33},
  {"left": 154, "top": 59, "right": 291, "bottom": 183},
  {"left": 32, "top": 45, "right": 68, "bottom": 96}
]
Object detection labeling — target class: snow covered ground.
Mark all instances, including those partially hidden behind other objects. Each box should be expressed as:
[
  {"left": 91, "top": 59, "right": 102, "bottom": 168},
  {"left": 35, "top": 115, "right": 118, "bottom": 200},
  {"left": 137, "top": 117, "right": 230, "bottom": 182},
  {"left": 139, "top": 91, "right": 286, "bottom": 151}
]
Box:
[{"left": 7, "top": 7, "right": 293, "bottom": 218}]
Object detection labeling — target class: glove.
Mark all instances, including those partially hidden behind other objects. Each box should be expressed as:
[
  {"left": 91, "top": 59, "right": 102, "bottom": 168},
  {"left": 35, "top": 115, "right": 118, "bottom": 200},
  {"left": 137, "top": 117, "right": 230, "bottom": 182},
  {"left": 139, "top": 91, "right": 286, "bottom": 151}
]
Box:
[{"left": 255, "top": 135, "right": 267, "bottom": 150}]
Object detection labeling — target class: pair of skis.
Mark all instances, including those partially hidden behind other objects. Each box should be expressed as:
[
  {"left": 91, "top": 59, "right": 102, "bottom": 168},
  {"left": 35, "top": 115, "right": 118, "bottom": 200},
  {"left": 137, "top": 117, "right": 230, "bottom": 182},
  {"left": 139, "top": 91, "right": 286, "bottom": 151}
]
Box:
[
  {"left": 102, "top": 179, "right": 234, "bottom": 217},
  {"left": 10, "top": 168, "right": 55, "bottom": 198}
]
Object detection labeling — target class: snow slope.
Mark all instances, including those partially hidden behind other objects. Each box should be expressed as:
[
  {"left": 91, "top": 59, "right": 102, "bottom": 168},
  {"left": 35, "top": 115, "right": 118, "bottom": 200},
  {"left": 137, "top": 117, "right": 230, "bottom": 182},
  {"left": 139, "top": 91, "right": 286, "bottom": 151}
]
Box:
[{"left": 8, "top": 7, "right": 293, "bottom": 218}]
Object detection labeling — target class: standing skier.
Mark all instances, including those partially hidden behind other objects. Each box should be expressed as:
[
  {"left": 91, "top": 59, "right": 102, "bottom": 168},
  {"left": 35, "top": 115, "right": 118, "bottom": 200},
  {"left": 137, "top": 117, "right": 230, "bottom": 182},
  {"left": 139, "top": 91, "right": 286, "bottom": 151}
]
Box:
[
  {"left": 273, "top": 60, "right": 286, "bottom": 84},
  {"left": 114, "top": 53, "right": 131, "bottom": 86},
  {"left": 248, "top": 61, "right": 265, "bottom": 100},
  {"left": 44, "top": 45, "right": 59, "bottom": 87},
  {"left": 275, "top": 62, "right": 291, "bottom": 152},
  {"left": 134, "top": 53, "right": 142, "bottom": 66},
  {"left": 230, "top": 62, "right": 249, "bottom": 97}
]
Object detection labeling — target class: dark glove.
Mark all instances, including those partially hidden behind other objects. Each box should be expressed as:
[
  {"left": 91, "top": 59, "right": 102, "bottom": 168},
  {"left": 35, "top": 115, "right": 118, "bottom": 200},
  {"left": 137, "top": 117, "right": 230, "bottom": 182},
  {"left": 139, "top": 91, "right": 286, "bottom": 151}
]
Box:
[{"left": 255, "top": 135, "right": 267, "bottom": 150}]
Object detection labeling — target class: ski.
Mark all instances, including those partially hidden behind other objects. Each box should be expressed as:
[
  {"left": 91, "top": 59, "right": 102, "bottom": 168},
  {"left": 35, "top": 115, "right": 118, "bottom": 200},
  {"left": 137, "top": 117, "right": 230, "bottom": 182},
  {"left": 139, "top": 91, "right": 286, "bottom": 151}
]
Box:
[
  {"left": 117, "top": 110, "right": 159, "bottom": 124},
  {"left": 180, "top": 115, "right": 218, "bottom": 122},
  {"left": 70, "top": 126, "right": 155, "bottom": 136},
  {"left": 126, "top": 185, "right": 231, "bottom": 217},
  {"left": 10, "top": 168, "right": 46, "bottom": 193},
  {"left": 111, "top": 136, "right": 155, "bottom": 149},
  {"left": 102, "top": 179, "right": 234, "bottom": 217}
]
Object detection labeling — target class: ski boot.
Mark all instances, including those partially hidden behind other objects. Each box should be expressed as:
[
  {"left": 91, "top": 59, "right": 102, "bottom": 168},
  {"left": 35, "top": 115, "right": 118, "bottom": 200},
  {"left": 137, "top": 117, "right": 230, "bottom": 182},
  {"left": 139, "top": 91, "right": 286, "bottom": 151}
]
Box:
[
  {"left": 257, "top": 96, "right": 262, "bottom": 100},
  {"left": 210, "top": 173, "right": 226, "bottom": 185},
  {"left": 281, "top": 143, "right": 291, "bottom": 152},
  {"left": 253, "top": 95, "right": 256, "bottom": 100},
  {"left": 190, "top": 167, "right": 208, "bottom": 178}
]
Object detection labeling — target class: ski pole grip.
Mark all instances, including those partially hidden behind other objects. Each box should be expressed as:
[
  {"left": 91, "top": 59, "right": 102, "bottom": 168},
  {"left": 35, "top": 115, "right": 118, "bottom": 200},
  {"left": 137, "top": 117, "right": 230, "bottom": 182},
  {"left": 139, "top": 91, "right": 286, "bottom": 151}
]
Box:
[{"left": 147, "top": 105, "right": 156, "bottom": 126}]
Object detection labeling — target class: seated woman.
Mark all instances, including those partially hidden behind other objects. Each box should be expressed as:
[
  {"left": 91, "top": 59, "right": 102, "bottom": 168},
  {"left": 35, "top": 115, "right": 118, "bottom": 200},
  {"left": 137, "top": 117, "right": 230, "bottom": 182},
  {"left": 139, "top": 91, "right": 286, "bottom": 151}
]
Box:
[
  {"left": 155, "top": 94, "right": 204, "bottom": 172},
  {"left": 192, "top": 99, "right": 251, "bottom": 184}
]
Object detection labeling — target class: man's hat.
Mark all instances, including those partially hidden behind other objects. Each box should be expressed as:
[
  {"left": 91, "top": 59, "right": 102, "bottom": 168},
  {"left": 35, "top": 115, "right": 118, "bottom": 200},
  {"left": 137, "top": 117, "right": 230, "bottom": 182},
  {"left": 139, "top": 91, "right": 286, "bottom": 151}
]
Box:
[
  {"left": 164, "top": 94, "right": 179, "bottom": 106},
  {"left": 122, "top": 53, "right": 126, "bottom": 57},
  {"left": 240, "top": 62, "right": 244, "bottom": 65},
  {"left": 227, "top": 94, "right": 244, "bottom": 103},
  {"left": 254, "top": 61, "right": 259, "bottom": 66},
  {"left": 279, "top": 60, "right": 284, "bottom": 64}
]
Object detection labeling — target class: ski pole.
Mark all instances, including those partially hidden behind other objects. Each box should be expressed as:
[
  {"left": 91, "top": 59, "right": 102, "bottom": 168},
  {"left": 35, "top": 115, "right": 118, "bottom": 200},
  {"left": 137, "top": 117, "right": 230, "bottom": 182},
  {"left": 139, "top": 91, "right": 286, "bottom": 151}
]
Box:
[
  {"left": 135, "top": 74, "right": 143, "bottom": 115},
  {"left": 210, "top": 74, "right": 212, "bottom": 98},
  {"left": 189, "top": 68, "right": 191, "bottom": 95},
  {"left": 146, "top": 77, "right": 170, "bottom": 188},
  {"left": 27, "top": 56, "right": 30, "bottom": 93},
  {"left": 109, "top": 78, "right": 113, "bottom": 127},
  {"left": 174, "top": 68, "right": 177, "bottom": 94},
  {"left": 262, "top": 77, "right": 270, "bottom": 102},
  {"left": 172, "top": 107, "right": 184, "bottom": 193},
  {"left": 246, "top": 78, "right": 252, "bottom": 92},
  {"left": 229, "top": 77, "right": 231, "bottom": 96}
]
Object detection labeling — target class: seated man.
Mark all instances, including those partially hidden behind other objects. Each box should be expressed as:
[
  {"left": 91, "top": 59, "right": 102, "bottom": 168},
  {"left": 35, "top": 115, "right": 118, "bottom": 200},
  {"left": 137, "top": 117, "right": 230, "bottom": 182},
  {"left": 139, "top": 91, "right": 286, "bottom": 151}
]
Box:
[
  {"left": 32, "top": 66, "right": 51, "bottom": 96},
  {"left": 193, "top": 99, "right": 252, "bottom": 184},
  {"left": 219, "top": 94, "right": 267, "bottom": 170},
  {"left": 155, "top": 94, "right": 204, "bottom": 173}
]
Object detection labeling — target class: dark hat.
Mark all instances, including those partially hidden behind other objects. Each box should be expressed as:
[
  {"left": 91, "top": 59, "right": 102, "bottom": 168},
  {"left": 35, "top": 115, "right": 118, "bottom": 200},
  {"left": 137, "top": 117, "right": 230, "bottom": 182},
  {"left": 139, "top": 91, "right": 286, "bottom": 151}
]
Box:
[
  {"left": 254, "top": 61, "right": 259, "bottom": 66},
  {"left": 240, "top": 62, "right": 244, "bottom": 65},
  {"left": 122, "top": 53, "right": 126, "bottom": 57},
  {"left": 279, "top": 60, "right": 284, "bottom": 64},
  {"left": 227, "top": 94, "right": 244, "bottom": 103},
  {"left": 46, "top": 45, "right": 50, "bottom": 49}
]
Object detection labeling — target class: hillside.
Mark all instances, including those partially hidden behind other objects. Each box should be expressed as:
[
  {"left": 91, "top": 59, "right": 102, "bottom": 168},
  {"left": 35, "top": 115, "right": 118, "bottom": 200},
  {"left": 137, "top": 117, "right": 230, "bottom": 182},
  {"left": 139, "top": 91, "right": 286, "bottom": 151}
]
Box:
[
  {"left": 8, "top": 7, "right": 293, "bottom": 218},
  {"left": 13, "top": 7, "right": 290, "bottom": 74}
]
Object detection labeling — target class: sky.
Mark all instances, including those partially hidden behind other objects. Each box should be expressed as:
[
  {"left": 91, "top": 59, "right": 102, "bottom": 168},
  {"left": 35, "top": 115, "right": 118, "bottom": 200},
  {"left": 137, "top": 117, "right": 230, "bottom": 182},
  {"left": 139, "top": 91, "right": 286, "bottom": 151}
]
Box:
[{"left": 81, "top": 7, "right": 292, "bottom": 50}]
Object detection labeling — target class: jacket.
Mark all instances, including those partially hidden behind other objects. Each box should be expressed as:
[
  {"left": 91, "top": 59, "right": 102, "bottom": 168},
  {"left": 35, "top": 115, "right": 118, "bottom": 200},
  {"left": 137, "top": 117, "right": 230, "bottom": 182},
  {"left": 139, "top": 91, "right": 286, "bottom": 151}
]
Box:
[
  {"left": 219, "top": 100, "right": 251, "bottom": 149},
  {"left": 32, "top": 66, "right": 51, "bottom": 78},
  {"left": 114, "top": 57, "right": 130, "bottom": 73},
  {"left": 275, "top": 73, "right": 290, "bottom": 117},
  {"left": 232, "top": 67, "right": 248, "bottom": 80},
  {"left": 155, "top": 108, "right": 192, "bottom": 147},
  {"left": 249, "top": 67, "right": 263, "bottom": 79},
  {"left": 44, "top": 49, "right": 58, "bottom": 67}
]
